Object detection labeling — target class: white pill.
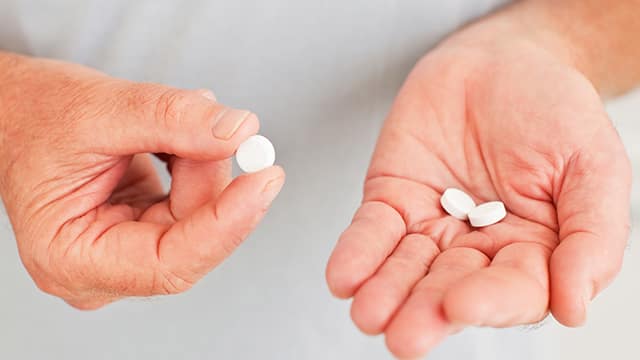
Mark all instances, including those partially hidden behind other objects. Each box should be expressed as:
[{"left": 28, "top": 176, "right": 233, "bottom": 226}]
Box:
[
  {"left": 235, "top": 135, "right": 276, "bottom": 173},
  {"left": 468, "top": 201, "right": 507, "bottom": 227},
  {"left": 440, "top": 188, "right": 476, "bottom": 220}
]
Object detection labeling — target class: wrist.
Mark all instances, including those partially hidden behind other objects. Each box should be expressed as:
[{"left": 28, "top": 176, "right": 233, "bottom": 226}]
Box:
[
  {"left": 504, "top": 0, "right": 625, "bottom": 97},
  {"left": 445, "top": 0, "right": 640, "bottom": 97}
]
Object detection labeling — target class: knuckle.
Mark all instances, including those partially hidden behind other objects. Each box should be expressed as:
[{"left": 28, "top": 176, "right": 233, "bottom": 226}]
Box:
[
  {"left": 30, "top": 268, "right": 77, "bottom": 300},
  {"left": 32, "top": 275, "right": 58, "bottom": 296},
  {"left": 209, "top": 202, "right": 249, "bottom": 259},
  {"left": 153, "top": 88, "right": 198, "bottom": 131},
  {"left": 65, "top": 299, "right": 108, "bottom": 311},
  {"left": 159, "top": 270, "right": 195, "bottom": 295},
  {"left": 221, "top": 232, "right": 245, "bottom": 258},
  {"left": 33, "top": 238, "right": 89, "bottom": 299},
  {"left": 23, "top": 250, "right": 69, "bottom": 298}
]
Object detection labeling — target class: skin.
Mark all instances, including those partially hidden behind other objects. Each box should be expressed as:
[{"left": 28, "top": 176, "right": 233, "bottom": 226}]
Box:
[
  {"left": 326, "top": 0, "right": 639, "bottom": 358},
  {"left": 0, "top": 53, "right": 285, "bottom": 309},
  {"left": 0, "top": 0, "right": 638, "bottom": 358}
]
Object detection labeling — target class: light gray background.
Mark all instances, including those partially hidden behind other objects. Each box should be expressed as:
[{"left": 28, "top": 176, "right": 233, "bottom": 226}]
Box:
[{"left": 1, "top": 1, "right": 638, "bottom": 359}]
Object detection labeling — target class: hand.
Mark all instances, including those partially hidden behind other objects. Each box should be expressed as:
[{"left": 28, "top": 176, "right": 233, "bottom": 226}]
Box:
[
  {"left": 326, "top": 16, "right": 631, "bottom": 359},
  {"left": 0, "top": 53, "right": 285, "bottom": 309}
]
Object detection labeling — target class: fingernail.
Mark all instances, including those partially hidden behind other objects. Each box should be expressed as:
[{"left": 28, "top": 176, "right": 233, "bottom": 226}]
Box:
[
  {"left": 199, "top": 89, "right": 217, "bottom": 101},
  {"left": 262, "top": 176, "right": 285, "bottom": 204},
  {"left": 212, "top": 109, "right": 253, "bottom": 140}
]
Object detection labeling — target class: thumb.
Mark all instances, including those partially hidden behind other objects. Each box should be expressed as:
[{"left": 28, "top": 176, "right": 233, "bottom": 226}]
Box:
[
  {"left": 157, "top": 165, "right": 286, "bottom": 287},
  {"left": 81, "top": 166, "right": 285, "bottom": 299},
  {"left": 82, "top": 82, "right": 259, "bottom": 160},
  {"left": 550, "top": 129, "right": 632, "bottom": 327}
]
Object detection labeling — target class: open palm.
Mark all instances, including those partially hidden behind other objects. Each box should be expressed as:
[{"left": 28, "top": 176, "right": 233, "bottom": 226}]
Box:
[{"left": 326, "top": 40, "right": 631, "bottom": 358}]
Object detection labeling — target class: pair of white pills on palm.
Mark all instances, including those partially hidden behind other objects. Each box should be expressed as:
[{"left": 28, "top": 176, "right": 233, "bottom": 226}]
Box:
[{"left": 440, "top": 188, "right": 506, "bottom": 227}]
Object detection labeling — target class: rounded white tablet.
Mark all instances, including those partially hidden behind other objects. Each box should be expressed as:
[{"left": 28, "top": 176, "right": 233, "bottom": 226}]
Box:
[
  {"left": 235, "top": 135, "right": 276, "bottom": 173},
  {"left": 440, "top": 188, "right": 476, "bottom": 220},
  {"left": 468, "top": 201, "right": 507, "bottom": 228}
]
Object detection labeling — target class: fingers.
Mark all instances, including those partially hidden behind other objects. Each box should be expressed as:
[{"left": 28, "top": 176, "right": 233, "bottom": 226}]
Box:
[
  {"left": 109, "top": 154, "right": 165, "bottom": 209},
  {"left": 168, "top": 157, "right": 232, "bottom": 219},
  {"left": 551, "top": 139, "right": 632, "bottom": 327},
  {"left": 361, "top": 176, "right": 470, "bottom": 248},
  {"left": 326, "top": 201, "right": 406, "bottom": 299},
  {"left": 138, "top": 155, "right": 232, "bottom": 224},
  {"left": 350, "top": 234, "right": 440, "bottom": 335},
  {"left": 65, "top": 297, "right": 116, "bottom": 311},
  {"left": 443, "top": 242, "right": 551, "bottom": 327},
  {"left": 448, "top": 218, "right": 558, "bottom": 258},
  {"left": 156, "top": 165, "right": 285, "bottom": 287},
  {"left": 385, "top": 247, "right": 489, "bottom": 359},
  {"left": 83, "top": 83, "right": 259, "bottom": 160},
  {"left": 73, "top": 166, "right": 284, "bottom": 300}
]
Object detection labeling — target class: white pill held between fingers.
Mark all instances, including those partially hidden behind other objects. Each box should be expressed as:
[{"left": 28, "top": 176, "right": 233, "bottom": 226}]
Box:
[
  {"left": 468, "top": 201, "right": 507, "bottom": 228},
  {"left": 440, "top": 188, "right": 476, "bottom": 220},
  {"left": 235, "top": 135, "right": 276, "bottom": 173}
]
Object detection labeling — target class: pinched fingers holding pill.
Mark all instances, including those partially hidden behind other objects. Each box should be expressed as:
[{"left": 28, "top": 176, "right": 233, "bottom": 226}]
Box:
[
  {"left": 0, "top": 55, "right": 284, "bottom": 309},
  {"left": 326, "top": 42, "right": 631, "bottom": 358}
]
